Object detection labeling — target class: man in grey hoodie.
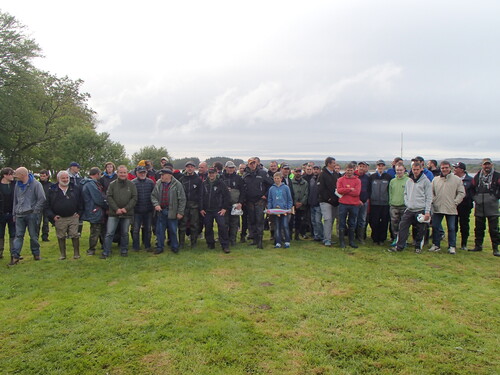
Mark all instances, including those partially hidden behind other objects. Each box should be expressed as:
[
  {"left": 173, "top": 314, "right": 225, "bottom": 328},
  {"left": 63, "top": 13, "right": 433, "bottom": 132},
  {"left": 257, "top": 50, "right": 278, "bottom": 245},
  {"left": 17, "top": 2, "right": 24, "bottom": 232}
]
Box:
[
  {"left": 10, "top": 167, "right": 46, "bottom": 265},
  {"left": 389, "top": 161, "right": 432, "bottom": 253}
]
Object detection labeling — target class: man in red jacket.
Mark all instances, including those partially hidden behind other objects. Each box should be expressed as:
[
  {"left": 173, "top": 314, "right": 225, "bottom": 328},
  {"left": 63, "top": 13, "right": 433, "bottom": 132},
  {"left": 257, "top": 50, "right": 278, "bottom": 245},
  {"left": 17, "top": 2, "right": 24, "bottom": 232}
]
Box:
[{"left": 336, "top": 163, "right": 361, "bottom": 248}]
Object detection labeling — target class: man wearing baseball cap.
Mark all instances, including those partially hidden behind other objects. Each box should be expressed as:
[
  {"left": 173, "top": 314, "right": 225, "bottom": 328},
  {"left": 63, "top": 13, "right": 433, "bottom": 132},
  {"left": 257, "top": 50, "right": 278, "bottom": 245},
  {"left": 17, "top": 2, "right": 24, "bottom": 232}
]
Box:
[
  {"left": 453, "top": 162, "right": 474, "bottom": 250},
  {"left": 470, "top": 158, "right": 499, "bottom": 256}
]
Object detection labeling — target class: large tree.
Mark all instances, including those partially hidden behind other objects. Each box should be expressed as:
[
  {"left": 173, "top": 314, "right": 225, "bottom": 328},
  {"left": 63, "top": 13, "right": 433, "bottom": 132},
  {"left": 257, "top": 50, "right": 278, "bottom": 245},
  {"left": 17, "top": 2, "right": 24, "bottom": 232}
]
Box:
[{"left": 131, "top": 145, "right": 171, "bottom": 169}]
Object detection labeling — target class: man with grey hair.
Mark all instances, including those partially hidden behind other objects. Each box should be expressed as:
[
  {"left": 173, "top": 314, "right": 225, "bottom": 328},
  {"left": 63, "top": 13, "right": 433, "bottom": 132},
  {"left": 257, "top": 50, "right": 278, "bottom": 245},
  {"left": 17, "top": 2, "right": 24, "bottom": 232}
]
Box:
[
  {"left": 46, "top": 171, "right": 83, "bottom": 260},
  {"left": 10, "top": 167, "right": 46, "bottom": 265}
]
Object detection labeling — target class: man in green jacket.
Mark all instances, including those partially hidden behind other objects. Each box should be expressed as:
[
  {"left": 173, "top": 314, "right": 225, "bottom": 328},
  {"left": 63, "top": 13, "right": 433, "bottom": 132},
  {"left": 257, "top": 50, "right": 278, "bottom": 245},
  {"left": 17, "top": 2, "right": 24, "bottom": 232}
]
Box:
[
  {"left": 389, "top": 163, "right": 408, "bottom": 246},
  {"left": 151, "top": 169, "right": 186, "bottom": 254},
  {"left": 101, "top": 165, "right": 137, "bottom": 258}
]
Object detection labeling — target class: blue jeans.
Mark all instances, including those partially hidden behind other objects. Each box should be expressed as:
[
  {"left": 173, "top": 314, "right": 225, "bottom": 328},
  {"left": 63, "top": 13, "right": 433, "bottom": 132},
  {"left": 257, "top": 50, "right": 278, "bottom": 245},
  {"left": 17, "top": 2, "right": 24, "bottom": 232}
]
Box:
[
  {"left": 310, "top": 206, "right": 323, "bottom": 240},
  {"left": 339, "top": 204, "right": 359, "bottom": 231},
  {"left": 273, "top": 214, "right": 290, "bottom": 245},
  {"left": 12, "top": 213, "right": 40, "bottom": 258},
  {"left": 432, "top": 213, "right": 457, "bottom": 248},
  {"left": 132, "top": 212, "right": 152, "bottom": 250},
  {"left": 155, "top": 209, "right": 179, "bottom": 252},
  {"left": 356, "top": 201, "right": 368, "bottom": 229},
  {"left": 103, "top": 216, "right": 131, "bottom": 256}
]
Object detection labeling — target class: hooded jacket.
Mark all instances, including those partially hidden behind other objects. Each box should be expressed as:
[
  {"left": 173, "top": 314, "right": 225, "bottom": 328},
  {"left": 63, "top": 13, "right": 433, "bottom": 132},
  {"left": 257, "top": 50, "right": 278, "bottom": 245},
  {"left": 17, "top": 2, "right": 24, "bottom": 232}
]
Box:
[
  {"left": 81, "top": 178, "right": 107, "bottom": 223},
  {"left": 13, "top": 174, "right": 46, "bottom": 217},
  {"left": 404, "top": 172, "right": 432, "bottom": 213}
]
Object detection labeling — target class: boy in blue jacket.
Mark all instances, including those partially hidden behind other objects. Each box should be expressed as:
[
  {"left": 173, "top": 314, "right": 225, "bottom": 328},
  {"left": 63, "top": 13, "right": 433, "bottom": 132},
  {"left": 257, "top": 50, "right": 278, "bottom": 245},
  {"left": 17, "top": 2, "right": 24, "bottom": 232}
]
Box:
[{"left": 267, "top": 172, "right": 293, "bottom": 248}]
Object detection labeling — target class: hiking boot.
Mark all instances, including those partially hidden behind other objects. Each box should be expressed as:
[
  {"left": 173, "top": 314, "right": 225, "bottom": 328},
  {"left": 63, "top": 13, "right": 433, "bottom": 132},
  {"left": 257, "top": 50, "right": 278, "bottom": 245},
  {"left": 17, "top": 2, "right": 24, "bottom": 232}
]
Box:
[
  {"left": 469, "top": 246, "right": 483, "bottom": 252},
  {"left": 428, "top": 244, "right": 441, "bottom": 252}
]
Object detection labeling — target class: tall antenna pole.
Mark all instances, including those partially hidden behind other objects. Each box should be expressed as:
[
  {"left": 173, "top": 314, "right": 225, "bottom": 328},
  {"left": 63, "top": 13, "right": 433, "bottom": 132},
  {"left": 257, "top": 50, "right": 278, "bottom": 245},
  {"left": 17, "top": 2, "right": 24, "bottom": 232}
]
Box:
[{"left": 400, "top": 132, "right": 403, "bottom": 159}]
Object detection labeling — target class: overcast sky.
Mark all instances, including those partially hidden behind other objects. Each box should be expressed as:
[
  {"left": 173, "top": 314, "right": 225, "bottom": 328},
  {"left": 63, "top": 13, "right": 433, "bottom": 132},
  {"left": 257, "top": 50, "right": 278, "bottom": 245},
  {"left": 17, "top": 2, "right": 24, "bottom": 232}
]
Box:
[{"left": 2, "top": 0, "right": 499, "bottom": 161}]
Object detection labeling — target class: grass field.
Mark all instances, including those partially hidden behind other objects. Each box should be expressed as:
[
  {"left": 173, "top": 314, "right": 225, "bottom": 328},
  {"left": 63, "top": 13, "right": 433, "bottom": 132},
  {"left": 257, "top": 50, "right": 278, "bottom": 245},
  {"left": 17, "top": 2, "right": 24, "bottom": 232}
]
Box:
[{"left": 0, "top": 226, "right": 499, "bottom": 375}]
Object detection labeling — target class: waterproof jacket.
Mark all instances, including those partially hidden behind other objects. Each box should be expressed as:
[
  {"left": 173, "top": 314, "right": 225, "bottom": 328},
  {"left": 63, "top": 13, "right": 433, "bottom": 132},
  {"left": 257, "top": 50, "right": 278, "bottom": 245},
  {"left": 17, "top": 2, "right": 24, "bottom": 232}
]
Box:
[
  {"left": 457, "top": 173, "right": 474, "bottom": 210},
  {"left": 45, "top": 182, "right": 83, "bottom": 222},
  {"left": 268, "top": 183, "right": 293, "bottom": 210},
  {"left": 200, "top": 177, "right": 230, "bottom": 212},
  {"left": 404, "top": 173, "right": 432, "bottom": 213},
  {"left": 107, "top": 178, "right": 137, "bottom": 218},
  {"left": 472, "top": 170, "right": 500, "bottom": 217},
  {"left": 308, "top": 175, "right": 320, "bottom": 207},
  {"left": 318, "top": 166, "right": 339, "bottom": 206},
  {"left": 368, "top": 172, "right": 391, "bottom": 205},
  {"left": 292, "top": 177, "right": 309, "bottom": 209},
  {"left": 243, "top": 167, "right": 273, "bottom": 203},
  {"left": 151, "top": 177, "right": 186, "bottom": 219},
  {"left": 13, "top": 174, "right": 46, "bottom": 217},
  {"left": 180, "top": 173, "right": 202, "bottom": 204},
  {"left": 81, "top": 178, "right": 107, "bottom": 223},
  {"left": 132, "top": 177, "right": 155, "bottom": 214},
  {"left": 355, "top": 172, "right": 371, "bottom": 203},
  {"left": 431, "top": 173, "right": 465, "bottom": 215},
  {"left": 0, "top": 181, "right": 16, "bottom": 215},
  {"left": 99, "top": 172, "right": 117, "bottom": 193},
  {"left": 221, "top": 171, "right": 245, "bottom": 204}
]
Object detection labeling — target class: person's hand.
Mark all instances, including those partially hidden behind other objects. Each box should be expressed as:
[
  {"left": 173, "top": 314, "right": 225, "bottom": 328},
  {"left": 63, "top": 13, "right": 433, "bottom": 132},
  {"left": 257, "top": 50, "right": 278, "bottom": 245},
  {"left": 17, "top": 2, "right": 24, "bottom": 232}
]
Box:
[
  {"left": 200, "top": 210, "right": 206, "bottom": 217},
  {"left": 155, "top": 205, "right": 162, "bottom": 212},
  {"left": 424, "top": 213, "right": 430, "bottom": 222},
  {"left": 218, "top": 209, "right": 226, "bottom": 216},
  {"left": 176, "top": 213, "right": 183, "bottom": 220},
  {"left": 54, "top": 215, "right": 61, "bottom": 221}
]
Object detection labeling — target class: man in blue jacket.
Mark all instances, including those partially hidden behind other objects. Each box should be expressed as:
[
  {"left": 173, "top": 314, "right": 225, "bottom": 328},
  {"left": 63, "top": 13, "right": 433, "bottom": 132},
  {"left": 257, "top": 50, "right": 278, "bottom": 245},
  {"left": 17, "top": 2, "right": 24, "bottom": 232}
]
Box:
[{"left": 81, "top": 167, "right": 107, "bottom": 255}]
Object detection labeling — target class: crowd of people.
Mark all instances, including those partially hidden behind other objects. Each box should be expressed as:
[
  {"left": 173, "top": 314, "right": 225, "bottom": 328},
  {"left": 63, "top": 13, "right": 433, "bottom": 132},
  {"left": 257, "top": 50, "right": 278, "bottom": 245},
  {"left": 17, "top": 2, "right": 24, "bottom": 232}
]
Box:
[{"left": 0, "top": 155, "right": 498, "bottom": 266}]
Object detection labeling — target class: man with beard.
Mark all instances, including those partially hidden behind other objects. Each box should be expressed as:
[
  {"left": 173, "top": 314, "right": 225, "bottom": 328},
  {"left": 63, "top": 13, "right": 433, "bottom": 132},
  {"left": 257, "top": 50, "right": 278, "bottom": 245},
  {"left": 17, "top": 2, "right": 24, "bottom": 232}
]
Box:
[
  {"left": 46, "top": 171, "right": 83, "bottom": 260},
  {"left": 470, "top": 158, "right": 499, "bottom": 256}
]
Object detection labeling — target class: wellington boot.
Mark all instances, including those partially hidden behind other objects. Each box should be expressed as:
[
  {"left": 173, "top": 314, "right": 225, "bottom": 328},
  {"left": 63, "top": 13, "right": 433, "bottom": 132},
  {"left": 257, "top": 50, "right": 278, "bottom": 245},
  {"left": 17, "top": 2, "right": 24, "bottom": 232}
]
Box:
[
  {"left": 339, "top": 229, "right": 346, "bottom": 248},
  {"left": 58, "top": 238, "right": 67, "bottom": 260},
  {"left": 356, "top": 227, "right": 365, "bottom": 244},
  {"left": 72, "top": 238, "right": 80, "bottom": 259},
  {"left": 257, "top": 235, "right": 264, "bottom": 249},
  {"left": 348, "top": 229, "right": 358, "bottom": 248},
  {"left": 179, "top": 231, "right": 186, "bottom": 249},
  {"left": 0, "top": 237, "right": 4, "bottom": 258}
]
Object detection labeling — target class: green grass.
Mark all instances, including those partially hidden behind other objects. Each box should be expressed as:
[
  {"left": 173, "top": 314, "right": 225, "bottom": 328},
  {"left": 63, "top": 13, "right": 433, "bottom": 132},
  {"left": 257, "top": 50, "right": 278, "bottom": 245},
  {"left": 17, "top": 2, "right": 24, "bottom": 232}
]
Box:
[{"left": 0, "top": 226, "right": 499, "bottom": 374}]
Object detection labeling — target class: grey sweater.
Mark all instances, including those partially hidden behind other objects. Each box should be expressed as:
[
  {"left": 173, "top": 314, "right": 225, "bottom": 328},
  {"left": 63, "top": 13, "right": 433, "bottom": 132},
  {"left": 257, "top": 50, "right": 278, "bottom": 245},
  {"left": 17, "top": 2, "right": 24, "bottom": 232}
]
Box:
[
  {"left": 404, "top": 173, "right": 432, "bottom": 213},
  {"left": 13, "top": 174, "right": 46, "bottom": 217}
]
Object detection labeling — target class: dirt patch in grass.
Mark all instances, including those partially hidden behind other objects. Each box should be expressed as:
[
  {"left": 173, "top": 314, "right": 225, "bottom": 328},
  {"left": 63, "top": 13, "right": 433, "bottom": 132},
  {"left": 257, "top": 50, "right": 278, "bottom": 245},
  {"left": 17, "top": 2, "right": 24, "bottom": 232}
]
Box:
[
  {"left": 210, "top": 268, "right": 234, "bottom": 277},
  {"left": 260, "top": 282, "right": 274, "bottom": 287},
  {"left": 258, "top": 304, "right": 272, "bottom": 310},
  {"left": 427, "top": 263, "right": 443, "bottom": 269},
  {"left": 141, "top": 352, "right": 176, "bottom": 374},
  {"left": 34, "top": 300, "right": 51, "bottom": 311},
  {"left": 108, "top": 280, "right": 119, "bottom": 286}
]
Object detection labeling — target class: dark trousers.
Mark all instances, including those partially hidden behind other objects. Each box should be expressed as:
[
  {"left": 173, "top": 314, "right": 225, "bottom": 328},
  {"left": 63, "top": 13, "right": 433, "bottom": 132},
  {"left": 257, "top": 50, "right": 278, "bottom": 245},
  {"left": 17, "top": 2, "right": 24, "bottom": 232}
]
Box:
[
  {"left": 246, "top": 199, "right": 266, "bottom": 239},
  {"left": 224, "top": 212, "right": 240, "bottom": 243},
  {"left": 294, "top": 209, "right": 308, "bottom": 235},
  {"left": 132, "top": 212, "right": 152, "bottom": 250},
  {"left": 456, "top": 205, "right": 472, "bottom": 246},
  {"left": 396, "top": 210, "right": 427, "bottom": 250},
  {"left": 88, "top": 222, "right": 103, "bottom": 251},
  {"left": 474, "top": 215, "right": 499, "bottom": 248},
  {"left": 241, "top": 204, "right": 248, "bottom": 237},
  {"left": 369, "top": 204, "right": 390, "bottom": 243},
  {"left": 204, "top": 211, "right": 229, "bottom": 248}
]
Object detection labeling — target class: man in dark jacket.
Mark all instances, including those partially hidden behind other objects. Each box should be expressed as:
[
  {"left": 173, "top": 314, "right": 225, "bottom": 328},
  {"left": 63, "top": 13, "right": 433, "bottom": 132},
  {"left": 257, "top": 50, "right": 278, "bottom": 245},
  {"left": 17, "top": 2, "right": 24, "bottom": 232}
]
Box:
[
  {"left": 179, "top": 161, "right": 202, "bottom": 248},
  {"left": 292, "top": 168, "right": 309, "bottom": 240},
  {"left": 308, "top": 165, "right": 323, "bottom": 242},
  {"left": 355, "top": 161, "right": 370, "bottom": 243},
  {"left": 200, "top": 168, "right": 231, "bottom": 253},
  {"left": 221, "top": 161, "right": 245, "bottom": 246},
  {"left": 470, "top": 158, "right": 499, "bottom": 256},
  {"left": 368, "top": 160, "right": 392, "bottom": 245},
  {"left": 102, "top": 165, "right": 138, "bottom": 258},
  {"left": 0, "top": 167, "right": 16, "bottom": 258},
  {"left": 243, "top": 158, "right": 273, "bottom": 249},
  {"left": 132, "top": 166, "right": 155, "bottom": 251},
  {"left": 318, "top": 157, "right": 339, "bottom": 247},
  {"left": 81, "top": 167, "right": 107, "bottom": 255},
  {"left": 38, "top": 170, "right": 52, "bottom": 241},
  {"left": 46, "top": 171, "right": 83, "bottom": 260},
  {"left": 453, "top": 162, "right": 474, "bottom": 250}
]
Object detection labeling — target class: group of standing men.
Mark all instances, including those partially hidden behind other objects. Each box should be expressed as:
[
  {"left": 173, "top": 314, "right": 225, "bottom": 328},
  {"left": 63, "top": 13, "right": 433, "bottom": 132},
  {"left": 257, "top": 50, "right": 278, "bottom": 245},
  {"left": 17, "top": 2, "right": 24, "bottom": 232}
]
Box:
[{"left": 0, "top": 155, "right": 498, "bottom": 265}]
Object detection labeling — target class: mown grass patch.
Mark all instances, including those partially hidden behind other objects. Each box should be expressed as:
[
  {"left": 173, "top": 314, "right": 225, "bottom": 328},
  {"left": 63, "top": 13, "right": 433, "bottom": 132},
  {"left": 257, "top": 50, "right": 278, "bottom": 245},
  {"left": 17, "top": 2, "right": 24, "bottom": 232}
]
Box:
[{"left": 0, "top": 226, "right": 498, "bottom": 374}]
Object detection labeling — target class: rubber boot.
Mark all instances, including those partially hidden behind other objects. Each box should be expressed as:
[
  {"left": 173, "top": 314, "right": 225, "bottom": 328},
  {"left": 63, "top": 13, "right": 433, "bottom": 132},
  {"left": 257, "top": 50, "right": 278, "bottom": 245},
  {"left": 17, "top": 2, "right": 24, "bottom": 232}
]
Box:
[
  {"left": 349, "top": 228, "right": 358, "bottom": 248},
  {"left": 356, "top": 227, "right": 365, "bottom": 244},
  {"left": 339, "top": 229, "right": 346, "bottom": 248},
  {"left": 58, "top": 238, "right": 67, "bottom": 260},
  {"left": 257, "top": 235, "right": 264, "bottom": 249},
  {"left": 179, "top": 231, "right": 185, "bottom": 249},
  {"left": 0, "top": 237, "right": 4, "bottom": 259},
  {"left": 493, "top": 245, "right": 499, "bottom": 257},
  {"left": 72, "top": 238, "right": 80, "bottom": 259},
  {"left": 294, "top": 230, "right": 300, "bottom": 241}
]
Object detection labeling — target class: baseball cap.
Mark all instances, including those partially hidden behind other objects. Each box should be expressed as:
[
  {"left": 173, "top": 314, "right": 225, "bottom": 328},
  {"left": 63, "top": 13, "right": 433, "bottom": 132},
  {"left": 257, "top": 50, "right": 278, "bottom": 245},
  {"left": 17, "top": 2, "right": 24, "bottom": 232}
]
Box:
[
  {"left": 452, "top": 162, "right": 466, "bottom": 170},
  {"left": 376, "top": 160, "right": 386, "bottom": 166},
  {"left": 185, "top": 161, "right": 196, "bottom": 167},
  {"left": 482, "top": 158, "right": 493, "bottom": 165},
  {"left": 136, "top": 166, "right": 147, "bottom": 172},
  {"left": 225, "top": 161, "right": 236, "bottom": 168}
]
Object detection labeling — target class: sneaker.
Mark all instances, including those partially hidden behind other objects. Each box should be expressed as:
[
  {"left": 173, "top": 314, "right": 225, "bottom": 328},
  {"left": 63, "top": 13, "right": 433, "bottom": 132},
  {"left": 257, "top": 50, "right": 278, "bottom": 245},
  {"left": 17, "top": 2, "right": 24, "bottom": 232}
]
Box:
[
  {"left": 469, "top": 246, "right": 482, "bottom": 252},
  {"left": 388, "top": 246, "right": 399, "bottom": 253},
  {"left": 415, "top": 247, "right": 422, "bottom": 254},
  {"left": 284, "top": 242, "right": 290, "bottom": 249},
  {"left": 87, "top": 250, "right": 96, "bottom": 256},
  {"left": 448, "top": 247, "right": 456, "bottom": 255},
  {"left": 390, "top": 240, "right": 397, "bottom": 247},
  {"left": 428, "top": 244, "right": 441, "bottom": 252},
  {"left": 324, "top": 240, "right": 332, "bottom": 247},
  {"left": 460, "top": 246, "right": 468, "bottom": 251},
  {"left": 274, "top": 243, "right": 282, "bottom": 249}
]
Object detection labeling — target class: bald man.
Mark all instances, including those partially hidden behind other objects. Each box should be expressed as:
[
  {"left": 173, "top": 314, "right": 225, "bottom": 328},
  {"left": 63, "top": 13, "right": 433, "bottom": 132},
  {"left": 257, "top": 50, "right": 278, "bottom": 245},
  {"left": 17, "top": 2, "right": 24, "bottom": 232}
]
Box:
[{"left": 10, "top": 167, "right": 46, "bottom": 265}]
